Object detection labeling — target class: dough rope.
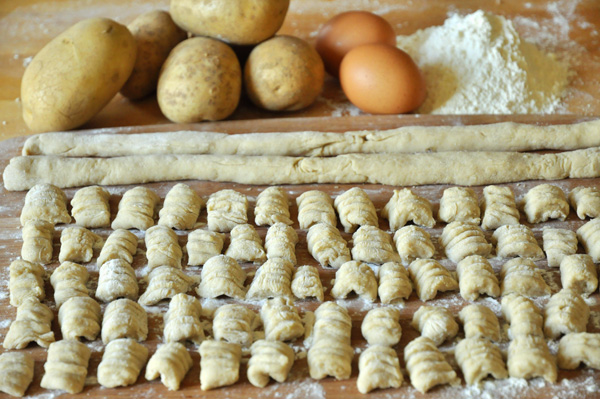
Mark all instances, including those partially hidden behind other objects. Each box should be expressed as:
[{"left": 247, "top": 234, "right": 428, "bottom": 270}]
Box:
[
  {"left": 543, "top": 227, "right": 578, "bottom": 267},
  {"left": 393, "top": 225, "right": 435, "bottom": 266},
  {"left": 70, "top": 185, "right": 111, "bottom": 228},
  {"left": 158, "top": 183, "right": 203, "bottom": 230},
  {"left": 382, "top": 188, "right": 435, "bottom": 230}
]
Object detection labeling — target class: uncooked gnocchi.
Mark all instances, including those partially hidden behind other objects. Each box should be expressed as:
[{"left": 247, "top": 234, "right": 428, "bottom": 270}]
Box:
[
  {"left": 71, "top": 185, "right": 110, "bottom": 228},
  {"left": 334, "top": 187, "right": 378, "bottom": 233},
  {"left": 206, "top": 189, "right": 248, "bottom": 232},
  {"left": 255, "top": 186, "right": 293, "bottom": 226},
  {"left": 331, "top": 260, "right": 378, "bottom": 302},
  {"left": 382, "top": 188, "right": 435, "bottom": 230},
  {"left": 111, "top": 186, "right": 160, "bottom": 230},
  {"left": 408, "top": 259, "right": 458, "bottom": 301},
  {"left": 158, "top": 183, "right": 203, "bottom": 230},
  {"left": 521, "top": 184, "right": 569, "bottom": 223},
  {"left": 196, "top": 255, "right": 246, "bottom": 299}
]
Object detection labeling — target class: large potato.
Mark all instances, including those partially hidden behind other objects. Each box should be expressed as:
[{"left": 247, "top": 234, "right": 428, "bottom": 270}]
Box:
[
  {"left": 21, "top": 18, "right": 136, "bottom": 132},
  {"left": 157, "top": 37, "right": 241, "bottom": 122},
  {"left": 170, "top": 0, "right": 289, "bottom": 45},
  {"left": 244, "top": 35, "right": 324, "bottom": 111},
  {"left": 120, "top": 10, "right": 187, "bottom": 100}
]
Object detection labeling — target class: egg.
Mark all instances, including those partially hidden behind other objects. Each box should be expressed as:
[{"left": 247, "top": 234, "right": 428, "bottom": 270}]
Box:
[
  {"left": 315, "top": 10, "right": 396, "bottom": 77},
  {"left": 339, "top": 43, "right": 426, "bottom": 114}
]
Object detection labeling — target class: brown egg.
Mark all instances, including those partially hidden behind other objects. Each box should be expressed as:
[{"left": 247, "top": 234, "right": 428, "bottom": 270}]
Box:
[
  {"left": 339, "top": 43, "right": 426, "bottom": 114},
  {"left": 315, "top": 10, "right": 396, "bottom": 77}
]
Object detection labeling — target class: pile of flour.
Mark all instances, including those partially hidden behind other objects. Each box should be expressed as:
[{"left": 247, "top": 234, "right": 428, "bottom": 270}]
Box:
[{"left": 396, "top": 10, "right": 569, "bottom": 114}]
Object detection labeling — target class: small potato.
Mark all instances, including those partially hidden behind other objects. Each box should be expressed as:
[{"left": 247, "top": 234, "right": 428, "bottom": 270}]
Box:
[
  {"left": 244, "top": 35, "right": 324, "bottom": 111},
  {"left": 21, "top": 18, "right": 136, "bottom": 132},
  {"left": 121, "top": 10, "right": 187, "bottom": 100},
  {"left": 170, "top": 0, "right": 289, "bottom": 45},
  {"left": 157, "top": 37, "right": 241, "bottom": 122}
]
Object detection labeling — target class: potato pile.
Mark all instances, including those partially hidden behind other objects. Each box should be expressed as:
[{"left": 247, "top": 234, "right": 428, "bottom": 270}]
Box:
[{"left": 20, "top": 0, "right": 326, "bottom": 132}]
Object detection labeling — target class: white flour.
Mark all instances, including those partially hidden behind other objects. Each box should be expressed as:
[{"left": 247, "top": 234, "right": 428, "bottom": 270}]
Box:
[{"left": 396, "top": 11, "right": 570, "bottom": 114}]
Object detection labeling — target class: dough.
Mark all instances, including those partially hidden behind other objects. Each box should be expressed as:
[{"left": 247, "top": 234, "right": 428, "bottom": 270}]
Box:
[
  {"left": 307, "top": 222, "right": 351, "bottom": 268},
  {"left": 455, "top": 338, "right": 507, "bottom": 385},
  {"left": 21, "top": 220, "right": 54, "bottom": 264},
  {"left": 361, "top": 307, "right": 401, "bottom": 346},
  {"left": 145, "top": 225, "right": 183, "bottom": 270},
  {"left": 543, "top": 227, "right": 578, "bottom": 267},
  {"left": 138, "top": 266, "right": 195, "bottom": 306},
  {"left": 404, "top": 336, "right": 460, "bottom": 393},
  {"left": 19, "top": 183, "right": 70, "bottom": 224},
  {"left": 265, "top": 223, "right": 298, "bottom": 264},
  {"left": 408, "top": 258, "right": 458, "bottom": 301},
  {"left": 501, "top": 294, "right": 544, "bottom": 338},
  {"left": 158, "top": 183, "right": 203, "bottom": 230},
  {"left": 247, "top": 340, "right": 295, "bottom": 388},
  {"left": 577, "top": 218, "right": 600, "bottom": 262},
  {"left": 456, "top": 255, "right": 500, "bottom": 301},
  {"left": 206, "top": 189, "right": 248, "bottom": 232},
  {"left": 246, "top": 258, "right": 294, "bottom": 299},
  {"left": 199, "top": 340, "right": 242, "bottom": 390},
  {"left": 97, "top": 338, "right": 149, "bottom": 388},
  {"left": 0, "top": 352, "right": 34, "bottom": 397},
  {"left": 196, "top": 255, "right": 246, "bottom": 299},
  {"left": 331, "top": 260, "right": 378, "bottom": 302},
  {"left": 438, "top": 187, "right": 480, "bottom": 224},
  {"left": 351, "top": 225, "right": 401, "bottom": 264},
  {"left": 411, "top": 305, "right": 458, "bottom": 346},
  {"left": 393, "top": 225, "right": 435, "bottom": 266},
  {"left": 558, "top": 333, "right": 600, "bottom": 370},
  {"left": 58, "top": 296, "right": 101, "bottom": 341},
  {"left": 145, "top": 342, "right": 192, "bottom": 391},
  {"left": 212, "top": 304, "right": 257, "bottom": 347},
  {"left": 291, "top": 265, "right": 324, "bottom": 301},
  {"left": 544, "top": 289, "right": 589, "bottom": 339},
  {"left": 492, "top": 224, "right": 544, "bottom": 260},
  {"left": 521, "top": 184, "right": 570, "bottom": 223},
  {"left": 507, "top": 335, "right": 557, "bottom": 382},
  {"left": 357, "top": 345, "right": 403, "bottom": 393},
  {"left": 378, "top": 262, "right": 413, "bottom": 304},
  {"left": 9, "top": 259, "right": 45, "bottom": 307},
  {"left": 261, "top": 297, "right": 304, "bottom": 342},
  {"left": 440, "top": 221, "right": 492, "bottom": 263},
  {"left": 560, "top": 254, "right": 598, "bottom": 295},
  {"left": 224, "top": 224, "right": 266, "bottom": 264},
  {"left": 59, "top": 226, "right": 103, "bottom": 263},
  {"left": 334, "top": 187, "right": 378, "bottom": 233},
  {"left": 458, "top": 304, "right": 500, "bottom": 342},
  {"left": 255, "top": 187, "right": 292, "bottom": 226},
  {"left": 102, "top": 298, "right": 148, "bottom": 344},
  {"left": 186, "top": 229, "right": 225, "bottom": 266},
  {"left": 40, "top": 339, "right": 91, "bottom": 394},
  {"left": 480, "top": 185, "right": 520, "bottom": 230},
  {"left": 111, "top": 186, "right": 160, "bottom": 230},
  {"left": 3, "top": 297, "right": 54, "bottom": 349},
  {"left": 97, "top": 229, "right": 138, "bottom": 267},
  {"left": 500, "top": 258, "right": 550, "bottom": 297},
  {"left": 71, "top": 185, "right": 110, "bottom": 228},
  {"left": 569, "top": 186, "right": 600, "bottom": 219},
  {"left": 382, "top": 188, "right": 435, "bottom": 230},
  {"left": 95, "top": 258, "right": 139, "bottom": 302},
  {"left": 296, "top": 190, "right": 336, "bottom": 229},
  {"left": 50, "top": 261, "right": 89, "bottom": 308},
  {"left": 164, "top": 293, "right": 204, "bottom": 344}
]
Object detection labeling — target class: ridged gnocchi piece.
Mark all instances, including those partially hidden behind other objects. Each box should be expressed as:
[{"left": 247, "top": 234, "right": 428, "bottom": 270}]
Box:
[
  {"left": 378, "top": 262, "right": 412, "bottom": 304},
  {"left": 412, "top": 305, "right": 458, "bottom": 346},
  {"left": 559, "top": 254, "right": 598, "bottom": 295},
  {"left": 145, "top": 342, "right": 192, "bottom": 391},
  {"left": 569, "top": 186, "right": 600, "bottom": 219},
  {"left": 404, "top": 336, "right": 460, "bottom": 393},
  {"left": 382, "top": 188, "right": 435, "bottom": 230},
  {"left": 507, "top": 335, "right": 557, "bottom": 382},
  {"left": 50, "top": 261, "right": 89, "bottom": 308},
  {"left": 247, "top": 340, "right": 295, "bottom": 387},
  {"left": 196, "top": 255, "right": 246, "bottom": 299},
  {"left": 3, "top": 298, "right": 54, "bottom": 349},
  {"left": 255, "top": 186, "right": 293, "bottom": 226},
  {"left": 296, "top": 190, "right": 336, "bottom": 229},
  {"left": 138, "top": 266, "right": 195, "bottom": 306},
  {"left": 71, "top": 185, "right": 111, "bottom": 228},
  {"left": 199, "top": 340, "right": 242, "bottom": 390},
  {"left": 458, "top": 304, "right": 500, "bottom": 342},
  {"left": 40, "top": 339, "right": 91, "bottom": 394},
  {"left": 331, "top": 260, "right": 378, "bottom": 302},
  {"left": 225, "top": 223, "right": 266, "bottom": 264},
  {"left": 307, "top": 222, "right": 351, "bottom": 268},
  {"left": 158, "top": 183, "right": 203, "bottom": 230},
  {"left": 97, "top": 338, "right": 149, "bottom": 388},
  {"left": 186, "top": 229, "right": 225, "bottom": 266},
  {"left": 111, "top": 186, "right": 160, "bottom": 230},
  {"left": 102, "top": 298, "right": 148, "bottom": 344},
  {"left": 95, "top": 258, "right": 139, "bottom": 302},
  {"left": 164, "top": 293, "right": 204, "bottom": 344},
  {"left": 213, "top": 304, "right": 257, "bottom": 347},
  {"left": 0, "top": 352, "right": 34, "bottom": 397},
  {"left": 206, "top": 189, "right": 248, "bottom": 233},
  {"left": 246, "top": 258, "right": 294, "bottom": 299},
  {"left": 291, "top": 265, "right": 324, "bottom": 301},
  {"left": 480, "top": 185, "right": 520, "bottom": 230},
  {"left": 500, "top": 258, "right": 550, "bottom": 297},
  {"left": 261, "top": 297, "right": 304, "bottom": 342},
  {"left": 265, "top": 223, "right": 298, "bottom": 264},
  {"left": 59, "top": 296, "right": 101, "bottom": 341},
  {"left": 145, "top": 225, "right": 183, "bottom": 270},
  {"left": 20, "top": 183, "right": 71, "bottom": 226},
  {"left": 492, "top": 224, "right": 544, "bottom": 260},
  {"left": 455, "top": 338, "right": 507, "bottom": 385},
  {"left": 543, "top": 227, "right": 578, "bottom": 267},
  {"left": 393, "top": 225, "right": 435, "bottom": 266},
  {"left": 577, "top": 218, "right": 600, "bottom": 262},
  {"left": 558, "top": 333, "right": 600, "bottom": 370},
  {"left": 438, "top": 187, "right": 480, "bottom": 224},
  {"left": 408, "top": 259, "right": 458, "bottom": 301},
  {"left": 501, "top": 294, "right": 543, "bottom": 338},
  {"left": 21, "top": 220, "right": 54, "bottom": 264},
  {"left": 334, "top": 187, "right": 378, "bottom": 233},
  {"left": 456, "top": 255, "right": 500, "bottom": 301},
  {"left": 544, "top": 289, "right": 589, "bottom": 339},
  {"left": 58, "top": 226, "right": 103, "bottom": 263},
  {"left": 351, "top": 225, "right": 400, "bottom": 264},
  {"left": 521, "top": 184, "right": 569, "bottom": 223},
  {"left": 440, "top": 221, "right": 492, "bottom": 263},
  {"left": 361, "top": 307, "right": 401, "bottom": 346},
  {"left": 357, "top": 345, "right": 403, "bottom": 394},
  {"left": 9, "top": 259, "right": 45, "bottom": 307},
  {"left": 96, "top": 229, "right": 138, "bottom": 267}
]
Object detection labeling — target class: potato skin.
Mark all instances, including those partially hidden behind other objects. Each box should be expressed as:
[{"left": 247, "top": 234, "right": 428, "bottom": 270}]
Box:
[
  {"left": 21, "top": 18, "right": 136, "bottom": 132},
  {"left": 121, "top": 10, "right": 187, "bottom": 100},
  {"left": 170, "top": 0, "right": 289, "bottom": 45},
  {"left": 157, "top": 37, "right": 241, "bottom": 122},
  {"left": 244, "top": 35, "right": 324, "bottom": 111}
]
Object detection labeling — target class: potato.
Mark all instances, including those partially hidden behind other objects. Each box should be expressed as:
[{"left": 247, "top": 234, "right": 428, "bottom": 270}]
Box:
[
  {"left": 244, "top": 35, "right": 324, "bottom": 111},
  {"left": 157, "top": 37, "right": 241, "bottom": 122},
  {"left": 120, "top": 10, "right": 187, "bottom": 100},
  {"left": 170, "top": 0, "right": 289, "bottom": 45},
  {"left": 21, "top": 18, "right": 136, "bottom": 132}
]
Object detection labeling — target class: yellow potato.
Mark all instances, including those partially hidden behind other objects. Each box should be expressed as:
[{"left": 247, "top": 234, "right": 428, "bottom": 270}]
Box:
[
  {"left": 121, "top": 10, "right": 187, "bottom": 100},
  {"left": 21, "top": 18, "right": 136, "bottom": 132},
  {"left": 170, "top": 0, "right": 289, "bottom": 45},
  {"left": 244, "top": 35, "right": 325, "bottom": 111},
  {"left": 157, "top": 37, "right": 241, "bottom": 122}
]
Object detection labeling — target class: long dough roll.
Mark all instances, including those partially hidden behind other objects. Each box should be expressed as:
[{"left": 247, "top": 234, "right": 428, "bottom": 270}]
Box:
[
  {"left": 21, "top": 119, "right": 600, "bottom": 157},
  {"left": 5, "top": 148, "right": 600, "bottom": 191}
]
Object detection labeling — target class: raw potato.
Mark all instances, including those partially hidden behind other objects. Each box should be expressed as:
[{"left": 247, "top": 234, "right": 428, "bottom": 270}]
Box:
[
  {"left": 21, "top": 18, "right": 136, "bottom": 132},
  {"left": 170, "top": 0, "right": 289, "bottom": 45},
  {"left": 245, "top": 35, "right": 324, "bottom": 111},
  {"left": 121, "top": 10, "right": 187, "bottom": 100},
  {"left": 157, "top": 37, "right": 241, "bottom": 122}
]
